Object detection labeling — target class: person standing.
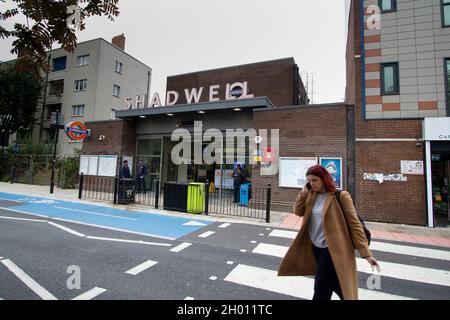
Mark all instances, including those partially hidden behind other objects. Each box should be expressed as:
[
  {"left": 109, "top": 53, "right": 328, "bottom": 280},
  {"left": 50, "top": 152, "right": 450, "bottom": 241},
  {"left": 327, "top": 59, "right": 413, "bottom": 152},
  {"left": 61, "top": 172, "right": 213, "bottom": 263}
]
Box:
[
  {"left": 137, "top": 160, "right": 147, "bottom": 193},
  {"left": 278, "top": 164, "right": 380, "bottom": 300},
  {"left": 120, "top": 160, "right": 131, "bottom": 179},
  {"left": 233, "top": 164, "right": 246, "bottom": 203}
]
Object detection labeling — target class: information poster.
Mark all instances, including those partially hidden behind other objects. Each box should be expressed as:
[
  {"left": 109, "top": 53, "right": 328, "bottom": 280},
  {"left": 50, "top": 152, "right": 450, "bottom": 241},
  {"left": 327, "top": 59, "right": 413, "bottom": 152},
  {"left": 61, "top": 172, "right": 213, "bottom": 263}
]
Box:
[
  {"left": 97, "top": 155, "right": 118, "bottom": 177},
  {"left": 320, "top": 157, "right": 343, "bottom": 189},
  {"left": 400, "top": 161, "right": 424, "bottom": 175},
  {"left": 279, "top": 157, "right": 317, "bottom": 188},
  {"left": 79, "top": 156, "right": 89, "bottom": 175}
]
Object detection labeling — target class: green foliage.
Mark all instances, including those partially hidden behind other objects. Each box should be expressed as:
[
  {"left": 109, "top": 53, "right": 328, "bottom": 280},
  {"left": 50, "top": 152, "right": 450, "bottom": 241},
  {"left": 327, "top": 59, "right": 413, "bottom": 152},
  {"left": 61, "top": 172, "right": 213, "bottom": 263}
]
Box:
[
  {"left": 58, "top": 154, "right": 80, "bottom": 189},
  {"left": 0, "top": 0, "right": 120, "bottom": 65},
  {"left": 0, "top": 59, "right": 43, "bottom": 135}
]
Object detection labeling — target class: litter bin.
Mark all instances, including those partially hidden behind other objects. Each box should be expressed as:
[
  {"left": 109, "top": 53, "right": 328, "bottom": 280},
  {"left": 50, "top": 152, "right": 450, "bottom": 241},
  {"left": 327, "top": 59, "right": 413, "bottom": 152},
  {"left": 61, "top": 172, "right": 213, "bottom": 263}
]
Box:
[
  {"left": 118, "top": 178, "right": 136, "bottom": 204},
  {"left": 187, "top": 182, "right": 205, "bottom": 214},
  {"left": 239, "top": 183, "right": 251, "bottom": 206},
  {"left": 163, "top": 183, "right": 188, "bottom": 212}
]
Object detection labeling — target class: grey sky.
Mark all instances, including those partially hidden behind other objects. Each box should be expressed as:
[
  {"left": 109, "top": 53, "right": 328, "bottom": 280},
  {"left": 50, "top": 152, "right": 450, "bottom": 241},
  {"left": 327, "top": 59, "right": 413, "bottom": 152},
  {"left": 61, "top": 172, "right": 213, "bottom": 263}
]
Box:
[{"left": 0, "top": 0, "right": 349, "bottom": 104}]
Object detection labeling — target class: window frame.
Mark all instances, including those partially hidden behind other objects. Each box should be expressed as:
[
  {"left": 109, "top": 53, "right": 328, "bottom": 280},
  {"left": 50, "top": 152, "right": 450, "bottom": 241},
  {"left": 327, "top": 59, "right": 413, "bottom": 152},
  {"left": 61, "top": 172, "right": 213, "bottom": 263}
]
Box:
[
  {"left": 113, "top": 84, "right": 121, "bottom": 97},
  {"left": 115, "top": 60, "right": 123, "bottom": 74},
  {"left": 380, "top": 62, "right": 400, "bottom": 95},
  {"left": 52, "top": 56, "right": 67, "bottom": 72},
  {"left": 442, "top": 0, "right": 450, "bottom": 27},
  {"left": 72, "top": 104, "right": 85, "bottom": 117},
  {"left": 76, "top": 54, "right": 90, "bottom": 67},
  {"left": 379, "top": 0, "right": 397, "bottom": 13},
  {"left": 74, "top": 79, "right": 87, "bottom": 92},
  {"left": 445, "top": 58, "right": 450, "bottom": 116}
]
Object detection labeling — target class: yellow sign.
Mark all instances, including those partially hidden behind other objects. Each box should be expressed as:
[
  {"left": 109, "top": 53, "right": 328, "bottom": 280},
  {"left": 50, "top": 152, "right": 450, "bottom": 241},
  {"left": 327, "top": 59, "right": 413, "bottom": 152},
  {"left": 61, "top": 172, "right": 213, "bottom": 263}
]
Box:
[{"left": 254, "top": 156, "right": 262, "bottom": 162}]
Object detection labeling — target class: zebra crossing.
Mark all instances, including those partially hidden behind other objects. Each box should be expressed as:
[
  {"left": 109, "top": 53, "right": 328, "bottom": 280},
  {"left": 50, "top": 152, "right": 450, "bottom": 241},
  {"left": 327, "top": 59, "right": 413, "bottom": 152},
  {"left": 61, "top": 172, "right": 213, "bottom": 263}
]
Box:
[{"left": 223, "top": 228, "right": 450, "bottom": 300}]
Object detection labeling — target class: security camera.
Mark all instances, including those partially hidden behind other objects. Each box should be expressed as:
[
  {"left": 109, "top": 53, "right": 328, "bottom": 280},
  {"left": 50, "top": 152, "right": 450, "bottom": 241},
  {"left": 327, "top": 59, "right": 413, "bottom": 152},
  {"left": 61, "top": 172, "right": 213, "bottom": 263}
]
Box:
[{"left": 99, "top": 135, "right": 105, "bottom": 141}]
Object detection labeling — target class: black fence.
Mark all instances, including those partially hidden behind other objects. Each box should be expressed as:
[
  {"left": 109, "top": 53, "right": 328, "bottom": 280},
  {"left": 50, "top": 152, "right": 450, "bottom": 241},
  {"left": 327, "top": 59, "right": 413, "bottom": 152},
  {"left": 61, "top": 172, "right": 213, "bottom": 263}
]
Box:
[{"left": 78, "top": 175, "right": 271, "bottom": 222}]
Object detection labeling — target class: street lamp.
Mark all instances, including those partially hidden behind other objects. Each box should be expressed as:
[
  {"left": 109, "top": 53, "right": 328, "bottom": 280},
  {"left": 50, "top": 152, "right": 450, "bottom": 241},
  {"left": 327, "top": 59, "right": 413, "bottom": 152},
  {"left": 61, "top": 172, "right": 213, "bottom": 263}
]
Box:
[{"left": 49, "top": 111, "right": 64, "bottom": 194}]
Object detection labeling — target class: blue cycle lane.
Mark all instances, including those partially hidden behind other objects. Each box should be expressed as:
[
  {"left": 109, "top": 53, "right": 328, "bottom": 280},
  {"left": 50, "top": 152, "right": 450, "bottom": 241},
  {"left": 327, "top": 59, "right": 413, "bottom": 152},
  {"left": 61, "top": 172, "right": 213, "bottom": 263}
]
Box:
[{"left": 0, "top": 191, "right": 214, "bottom": 240}]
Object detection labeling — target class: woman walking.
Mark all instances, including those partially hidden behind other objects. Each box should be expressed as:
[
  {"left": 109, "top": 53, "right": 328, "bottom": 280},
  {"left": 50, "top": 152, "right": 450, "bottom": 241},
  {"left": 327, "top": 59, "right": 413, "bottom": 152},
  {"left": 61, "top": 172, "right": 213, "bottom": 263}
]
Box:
[{"left": 278, "top": 164, "right": 380, "bottom": 300}]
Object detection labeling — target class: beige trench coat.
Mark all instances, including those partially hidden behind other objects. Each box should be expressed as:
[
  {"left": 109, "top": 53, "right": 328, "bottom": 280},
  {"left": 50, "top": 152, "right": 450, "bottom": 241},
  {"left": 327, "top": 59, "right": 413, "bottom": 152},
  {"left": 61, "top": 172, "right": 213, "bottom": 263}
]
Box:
[{"left": 278, "top": 188, "right": 372, "bottom": 300}]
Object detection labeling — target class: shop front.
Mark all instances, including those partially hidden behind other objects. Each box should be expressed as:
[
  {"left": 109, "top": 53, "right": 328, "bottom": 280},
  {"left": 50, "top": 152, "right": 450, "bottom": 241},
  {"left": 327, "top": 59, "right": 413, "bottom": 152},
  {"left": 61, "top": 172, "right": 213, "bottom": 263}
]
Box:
[{"left": 424, "top": 117, "right": 450, "bottom": 227}]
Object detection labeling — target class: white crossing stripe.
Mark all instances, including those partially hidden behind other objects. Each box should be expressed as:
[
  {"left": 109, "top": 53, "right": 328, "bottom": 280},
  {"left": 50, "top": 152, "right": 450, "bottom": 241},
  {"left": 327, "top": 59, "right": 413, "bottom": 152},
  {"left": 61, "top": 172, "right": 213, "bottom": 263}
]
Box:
[
  {"left": 126, "top": 260, "right": 158, "bottom": 276},
  {"left": 218, "top": 223, "right": 231, "bottom": 228},
  {"left": 0, "top": 215, "right": 47, "bottom": 223},
  {"left": 170, "top": 242, "right": 192, "bottom": 252},
  {"left": 183, "top": 221, "right": 207, "bottom": 226},
  {"left": 198, "top": 231, "right": 215, "bottom": 238},
  {"left": 209, "top": 276, "right": 218, "bottom": 280},
  {"left": 270, "top": 230, "right": 450, "bottom": 262},
  {"left": 225, "top": 264, "right": 415, "bottom": 300},
  {"left": 184, "top": 296, "right": 195, "bottom": 300},
  {"left": 71, "top": 287, "right": 106, "bottom": 300},
  {"left": 53, "top": 206, "right": 137, "bottom": 221},
  {"left": 86, "top": 236, "right": 171, "bottom": 247},
  {"left": 0, "top": 259, "right": 57, "bottom": 300},
  {"left": 47, "top": 222, "right": 86, "bottom": 237},
  {"left": 253, "top": 243, "right": 450, "bottom": 287}
]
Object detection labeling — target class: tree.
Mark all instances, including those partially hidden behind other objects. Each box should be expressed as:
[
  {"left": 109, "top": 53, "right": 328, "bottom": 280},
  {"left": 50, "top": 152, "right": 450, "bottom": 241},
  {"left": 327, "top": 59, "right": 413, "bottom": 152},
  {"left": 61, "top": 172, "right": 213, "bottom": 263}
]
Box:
[
  {"left": 0, "top": 0, "right": 120, "bottom": 64},
  {"left": 0, "top": 58, "right": 43, "bottom": 135}
]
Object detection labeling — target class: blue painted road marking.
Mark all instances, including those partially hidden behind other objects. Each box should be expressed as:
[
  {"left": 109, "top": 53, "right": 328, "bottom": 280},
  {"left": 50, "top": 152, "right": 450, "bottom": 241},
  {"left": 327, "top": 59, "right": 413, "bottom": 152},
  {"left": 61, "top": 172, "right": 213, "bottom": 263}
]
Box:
[{"left": 0, "top": 192, "right": 213, "bottom": 240}]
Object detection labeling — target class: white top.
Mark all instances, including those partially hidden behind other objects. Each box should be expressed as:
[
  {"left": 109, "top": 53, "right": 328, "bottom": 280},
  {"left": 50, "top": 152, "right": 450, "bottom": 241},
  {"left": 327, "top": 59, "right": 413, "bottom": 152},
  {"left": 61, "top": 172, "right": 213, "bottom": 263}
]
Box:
[{"left": 308, "top": 192, "right": 328, "bottom": 248}]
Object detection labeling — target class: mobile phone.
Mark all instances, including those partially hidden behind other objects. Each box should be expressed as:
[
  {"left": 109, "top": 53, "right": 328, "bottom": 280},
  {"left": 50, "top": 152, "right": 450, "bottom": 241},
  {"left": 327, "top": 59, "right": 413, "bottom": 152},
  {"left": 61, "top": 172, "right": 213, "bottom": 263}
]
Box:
[{"left": 305, "top": 182, "right": 311, "bottom": 190}]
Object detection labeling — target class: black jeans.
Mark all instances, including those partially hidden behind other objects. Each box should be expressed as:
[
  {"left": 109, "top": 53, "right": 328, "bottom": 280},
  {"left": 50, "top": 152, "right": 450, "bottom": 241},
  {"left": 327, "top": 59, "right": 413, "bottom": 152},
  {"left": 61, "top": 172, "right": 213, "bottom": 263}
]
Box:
[
  {"left": 137, "top": 179, "right": 146, "bottom": 193},
  {"left": 233, "top": 184, "right": 240, "bottom": 202},
  {"left": 312, "top": 244, "right": 344, "bottom": 300}
]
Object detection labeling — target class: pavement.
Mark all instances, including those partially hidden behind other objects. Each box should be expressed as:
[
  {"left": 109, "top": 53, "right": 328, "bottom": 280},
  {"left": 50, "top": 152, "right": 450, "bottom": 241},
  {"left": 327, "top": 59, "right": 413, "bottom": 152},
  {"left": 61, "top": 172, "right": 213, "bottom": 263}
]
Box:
[{"left": 1, "top": 182, "right": 450, "bottom": 248}]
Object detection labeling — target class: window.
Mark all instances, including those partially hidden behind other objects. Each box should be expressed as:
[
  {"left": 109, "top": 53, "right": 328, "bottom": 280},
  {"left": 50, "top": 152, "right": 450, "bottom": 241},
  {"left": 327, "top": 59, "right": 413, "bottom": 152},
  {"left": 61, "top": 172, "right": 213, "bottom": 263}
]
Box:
[
  {"left": 52, "top": 56, "right": 67, "bottom": 72},
  {"left": 75, "top": 79, "right": 87, "bottom": 91},
  {"left": 379, "top": 0, "right": 396, "bottom": 12},
  {"left": 76, "top": 54, "right": 90, "bottom": 67},
  {"left": 72, "top": 105, "right": 85, "bottom": 117},
  {"left": 443, "top": 0, "right": 450, "bottom": 27},
  {"left": 113, "top": 85, "right": 121, "bottom": 97},
  {"left": 48, "top": 79, "right": 64, "bottom": 96},
  {"left": 381, "top": 63, "right": 399, "bottom": 95},
  {"left": 46, "top": 104, "right": 61, "bottom": 120},
  {"left": 115, "top": 60, "right": 123, "bottom": 73},
  {"left": 446, "top": 59, "right": 450, "bottom": 115}
]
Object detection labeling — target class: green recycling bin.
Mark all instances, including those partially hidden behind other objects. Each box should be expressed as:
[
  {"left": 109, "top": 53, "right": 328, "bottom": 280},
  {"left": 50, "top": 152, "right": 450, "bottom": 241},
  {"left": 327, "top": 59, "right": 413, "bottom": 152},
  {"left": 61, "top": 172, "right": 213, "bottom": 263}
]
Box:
[{"left": 187, "top": 182, "right": 205, "bottom": 214}]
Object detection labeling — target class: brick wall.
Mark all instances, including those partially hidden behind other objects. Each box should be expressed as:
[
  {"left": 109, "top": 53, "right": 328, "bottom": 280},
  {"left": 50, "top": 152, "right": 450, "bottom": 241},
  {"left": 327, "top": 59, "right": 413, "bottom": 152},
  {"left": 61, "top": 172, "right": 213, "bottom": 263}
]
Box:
[
  {"left": 166, "top": 58, "right": 298, "bottom": 107},
  {"left": 252, "top": 104, "right": 349, "bottom": 213}
]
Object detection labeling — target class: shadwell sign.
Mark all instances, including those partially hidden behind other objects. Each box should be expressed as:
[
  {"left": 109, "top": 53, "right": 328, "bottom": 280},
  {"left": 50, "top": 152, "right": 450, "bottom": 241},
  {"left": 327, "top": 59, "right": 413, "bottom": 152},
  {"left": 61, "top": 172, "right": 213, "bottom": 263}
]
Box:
[{"left": 125, "top": 81, "right": 253, "bottom": 109}]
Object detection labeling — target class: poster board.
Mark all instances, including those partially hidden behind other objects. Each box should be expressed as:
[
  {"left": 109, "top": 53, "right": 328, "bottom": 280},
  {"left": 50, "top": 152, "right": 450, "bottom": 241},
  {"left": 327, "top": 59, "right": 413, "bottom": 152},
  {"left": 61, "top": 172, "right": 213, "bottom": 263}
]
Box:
[
  {"left": 320, "top": 157, "right": 343, "bottom": 189},
  {"left": 97, "top": 155, "right": 118, "bottom": 177},
  {"left": 400, "top": 161, "right": 423, "bottom": 175},
  {"left": 279, "top": 157, "right": 317, "bottom": 188},
  {"left": 87, "top": 156, "right": 98, "bottom": 175},
  {"left": 79, "top": 156, "right": 89, "bottom": 175}
]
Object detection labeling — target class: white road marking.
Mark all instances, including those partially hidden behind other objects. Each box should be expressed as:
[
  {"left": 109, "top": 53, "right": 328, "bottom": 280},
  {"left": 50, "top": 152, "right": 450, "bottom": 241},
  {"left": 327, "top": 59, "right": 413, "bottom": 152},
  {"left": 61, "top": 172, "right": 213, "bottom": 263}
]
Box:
[
  {"left": 184, "top": 296, "right": 195, "bottom": 300},
  {"left": 218, "top": 223, "right": 231, "bottom": 228},
  {"left": 198, "top": 231, "right": 215, "bottom": 238},
  {"left": 53, "top": 206, "right": 137, "bottom": 221},
  {"left": 266, "top": 228, "right": 271, "bottom": 231},
  {"left": 47, "top": 222, "right": 86, "bottom": 237},
  {"left": 170, "top": 242, "right": 192, "bottom": 252},
  {"left": 0, "top": 197, "right": 22, "bottom": 203},
  {"left": 225, "top": 264, "right": 415, "bottom": 300},
  {"left": 0, "top": 215, "right": 46, "bottom": 223},
  {"left": 253, "top": 243, "right": 450, "bottom": 287},
  {"left": 71, "top": 287, "right": 106, "bottom": 300},
  {"left": 86, "top": 236, "right": 171, "bottom": 247},
  {"left": 209, "top": 276, "right": 218, "bottom": 281},
  {"left": 227, "top": 261, "right": 234, "bottom": 265},
  {"left": 259, "top": 233, "right": 264, "bottom": 236},
  {"left": 251, "top": 241, "right": 257, "bottom": 244},
  {"left": 126, "top": 260, "right": 158, "bottom": 276},
  {"left": 269, "top": 229, "right": 297, "bottom": 239},
  {"left": 183, "top": 221, "right": 207, "bottom": 226},
  {"left": 0, "top": 259, "right": 57, "bottom": 300},
  {"left": 240, "top": 249, "right": 247, "bottom": 253}
]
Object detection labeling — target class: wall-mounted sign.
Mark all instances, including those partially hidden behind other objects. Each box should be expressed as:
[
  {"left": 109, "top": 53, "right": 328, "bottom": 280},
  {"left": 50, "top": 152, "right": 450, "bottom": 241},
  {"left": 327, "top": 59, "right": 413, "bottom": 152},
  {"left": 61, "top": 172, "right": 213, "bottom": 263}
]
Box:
[
  {"left": 124, "top": 81, "right": 254, "bottom": 109},
  {"left": 400, "top": 160, "right": 424, "bottom": 175},
  {"left": 364, "top": 173, "right": 407, "bottom": 184},
  {"left": 320, "top": 157, "right": 343, "bottom": 189},
  {"left": 423, "top": 117, "right": 450, "bottom": 141},
  {"left": 65, "top": 121, "right": 90, "bottom": 141},
  {"left": 279, "top": 157, "right": 318, "bottom": 188},
  {"left": 79, "top": 155, "right": 117, "bottom": 177}
]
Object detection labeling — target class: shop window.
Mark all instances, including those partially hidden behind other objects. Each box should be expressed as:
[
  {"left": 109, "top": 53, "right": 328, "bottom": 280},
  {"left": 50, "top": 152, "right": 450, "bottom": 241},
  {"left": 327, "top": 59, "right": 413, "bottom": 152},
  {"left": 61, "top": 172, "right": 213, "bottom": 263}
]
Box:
[
  {"left": 443, "top": 0, "right": 450, "bottom": 27},
  {"left": 379, "top": 0, "right": 396, "bottom": 12},
  {"left": 52, "top": 56, "right": 67, "bottom": 72},
  {"left": 381, "top": 62, "right": 399, "bottom": 95}
]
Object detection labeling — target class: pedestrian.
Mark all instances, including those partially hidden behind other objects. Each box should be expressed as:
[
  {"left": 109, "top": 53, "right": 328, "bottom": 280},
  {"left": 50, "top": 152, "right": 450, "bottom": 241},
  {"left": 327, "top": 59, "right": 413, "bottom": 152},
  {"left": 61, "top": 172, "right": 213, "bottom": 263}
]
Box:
[
  {"left": 278, "top": 164, "right": 380, "bottom": 300},
  {"left": 233, "top": 164, "right": 247, "bottom": 203},
  {"left": 137, "top": 160, "right": 147, "bottom": 193},
  {"left": 121, "top": 160, "right": 131, "bottom": 179}
]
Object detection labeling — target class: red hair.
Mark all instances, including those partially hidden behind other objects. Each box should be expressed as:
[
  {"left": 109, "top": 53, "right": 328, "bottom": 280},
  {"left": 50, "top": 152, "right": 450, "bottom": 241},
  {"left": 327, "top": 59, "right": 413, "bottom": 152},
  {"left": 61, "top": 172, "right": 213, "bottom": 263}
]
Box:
[{"left": 306, "top": 164, "right": 337, "bottom": 193}]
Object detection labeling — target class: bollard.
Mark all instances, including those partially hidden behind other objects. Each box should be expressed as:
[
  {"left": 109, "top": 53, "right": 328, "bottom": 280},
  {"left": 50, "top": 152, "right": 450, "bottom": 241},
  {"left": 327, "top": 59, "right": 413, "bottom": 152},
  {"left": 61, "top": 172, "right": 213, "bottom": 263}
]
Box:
[
  {"left": 113, "top": 175, "right": 119, "bottom": 204},
  {"left": 78, "top": 173, "right": 84, "bottom": 199},
  {"left": 155, "top": 179, "right": 160, "bottom": 209},
  {"left": 204, "top": 179, "right": 209, "bottom": 215},
  {"left": 266, "top": 184, "right": 271, "bottom": 223}
]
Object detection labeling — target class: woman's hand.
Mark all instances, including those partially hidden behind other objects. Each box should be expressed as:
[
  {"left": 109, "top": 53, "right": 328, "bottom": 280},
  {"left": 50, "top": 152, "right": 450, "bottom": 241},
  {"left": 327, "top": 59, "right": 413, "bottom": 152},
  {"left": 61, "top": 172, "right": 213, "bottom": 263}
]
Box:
[{"left": 366, "top": 256, "right": 381, "bottom": 273}]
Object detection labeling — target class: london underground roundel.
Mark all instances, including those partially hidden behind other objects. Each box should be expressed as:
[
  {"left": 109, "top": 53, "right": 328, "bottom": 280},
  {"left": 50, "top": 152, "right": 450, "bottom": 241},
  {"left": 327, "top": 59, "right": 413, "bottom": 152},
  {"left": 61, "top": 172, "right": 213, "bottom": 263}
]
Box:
[{"left": 65, "top": 121, "right": 89, "bottom": 141}]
